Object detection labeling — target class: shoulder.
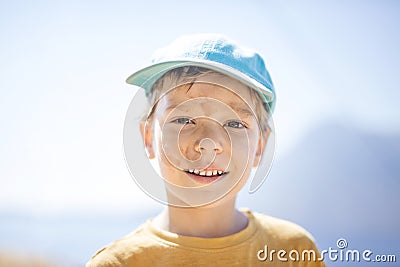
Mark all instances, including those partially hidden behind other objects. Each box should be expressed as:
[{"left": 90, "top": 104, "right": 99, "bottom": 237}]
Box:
[
  {"left": 253, "top": 211, "right": 315, "bottom": 239},
  {"left": 86, "top": 222, "right": 157, "bottom": 267},
  {"left": 247, "top": 211, "right": 326, "bottom": 266},
  {"left": 247, "top": 210, "right": 318, "bottom": 248}
]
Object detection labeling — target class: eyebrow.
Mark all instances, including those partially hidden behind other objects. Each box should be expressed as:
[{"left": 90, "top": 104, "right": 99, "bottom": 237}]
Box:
[
  {"left": 225, "top": 101, "right": 256, "bottom": 118},
  {"left": 164, "top": 103, "right": 180, "bottom": 114},
  {"left": 164, "top": 102, "right": 255, "bottom": 118}
]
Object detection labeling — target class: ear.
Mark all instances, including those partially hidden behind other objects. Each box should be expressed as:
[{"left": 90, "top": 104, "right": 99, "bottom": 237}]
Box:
[
  {"left": 140, "top": 119, "right": 155, "bottom": 159},
  {"left": 253, "top": 127, "right": 271, "bottom": 167}
]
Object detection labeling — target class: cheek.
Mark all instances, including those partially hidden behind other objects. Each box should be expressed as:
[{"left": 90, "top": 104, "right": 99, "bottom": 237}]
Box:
[
  {"left": 159, "top": 126, "right": 180, "bottom": 154},
  {"left": 224, "top": 133, "right": 258, "bottom": 192},
  {"left": 153, "top": 124, "right": 201, "bottom": 177},
  {"left": 156, "top": 125, "right": 193, "bottom": 164},
  {"left": 229, "top": 131, "right": 259, "bottom": 161}
]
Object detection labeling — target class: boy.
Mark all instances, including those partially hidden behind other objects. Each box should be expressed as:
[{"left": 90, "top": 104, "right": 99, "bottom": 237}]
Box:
[{"left": 87, "top": 34, "right": 326, "bottom": 266}]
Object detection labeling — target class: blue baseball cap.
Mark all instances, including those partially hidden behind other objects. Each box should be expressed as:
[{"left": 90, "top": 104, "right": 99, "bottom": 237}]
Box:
[{"left": 126, "top": 34, "right": 276, "bottom": 112}]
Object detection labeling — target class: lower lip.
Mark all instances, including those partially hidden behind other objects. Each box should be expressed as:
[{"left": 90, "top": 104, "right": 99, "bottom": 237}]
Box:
[{"left": 186, "top": 172, "right": 225, "bottom": 184}]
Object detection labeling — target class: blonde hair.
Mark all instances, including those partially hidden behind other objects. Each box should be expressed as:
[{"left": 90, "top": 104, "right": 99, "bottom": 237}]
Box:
[{"left": 143, "top": 66, "right": 271, "bottom": 133}]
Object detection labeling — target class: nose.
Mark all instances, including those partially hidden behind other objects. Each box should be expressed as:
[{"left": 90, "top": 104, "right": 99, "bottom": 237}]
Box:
[
  {"left": 193, "top": 119, "right": 225, "bottom": 154},
  {"left": 194, "top": 138, "right": 223, "bottom": 154}
]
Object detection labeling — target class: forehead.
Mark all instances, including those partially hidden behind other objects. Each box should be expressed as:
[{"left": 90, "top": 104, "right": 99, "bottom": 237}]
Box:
[{"left": 156, "top": 73, "right": 256, "bottom": 111}]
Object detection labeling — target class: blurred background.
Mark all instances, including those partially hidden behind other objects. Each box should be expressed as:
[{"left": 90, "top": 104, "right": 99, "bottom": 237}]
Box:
[{"left": 0, "top": 1, "right": 399, "bottom": 266}]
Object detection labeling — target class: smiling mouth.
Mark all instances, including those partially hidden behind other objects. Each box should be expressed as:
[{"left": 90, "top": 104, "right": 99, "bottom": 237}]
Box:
[{"left": 185, "top": 169, "right": 228, "bottom": 177}]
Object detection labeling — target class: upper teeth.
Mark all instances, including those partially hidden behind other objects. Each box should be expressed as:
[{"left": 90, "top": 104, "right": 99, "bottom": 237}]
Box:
[{"left": 188, "top": 169, "right": 224, "bottom": 176}]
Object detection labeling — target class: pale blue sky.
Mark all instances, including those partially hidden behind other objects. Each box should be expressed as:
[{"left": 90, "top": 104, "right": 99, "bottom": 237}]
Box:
[{"left": 1, "top": 1, "right": 399, "bottom": 214}]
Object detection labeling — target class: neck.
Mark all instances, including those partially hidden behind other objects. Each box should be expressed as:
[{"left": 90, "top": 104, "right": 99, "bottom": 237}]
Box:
[{"left": 152, "top": 197, "right": 248, "bottom": 238}]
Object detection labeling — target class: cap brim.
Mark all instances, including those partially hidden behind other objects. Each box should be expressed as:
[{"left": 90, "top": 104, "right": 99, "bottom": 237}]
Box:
[{"left": 126, "top": 59, "right": 274, "bottom": 106}]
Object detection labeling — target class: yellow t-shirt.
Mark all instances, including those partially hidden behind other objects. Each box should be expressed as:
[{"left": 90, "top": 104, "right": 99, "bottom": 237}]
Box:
[{"left": 87, "top": 210, "right": 326, "bottom": 266}]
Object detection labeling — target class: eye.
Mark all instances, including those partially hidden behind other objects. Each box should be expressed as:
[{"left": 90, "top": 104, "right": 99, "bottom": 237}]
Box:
[
  {"left": 224, "top": 120, "right": 247, "bottom": 129},
  {"left": 172, "top": 117, "right": 195, "bottom": 125}
]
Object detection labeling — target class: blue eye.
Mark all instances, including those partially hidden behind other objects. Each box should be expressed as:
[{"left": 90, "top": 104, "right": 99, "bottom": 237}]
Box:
[
  {"left": 172, "top": 118, "right": 194, "bottom": 125},
  {"left": 225, "top": 121, "right": 246, "bottom": 129}
]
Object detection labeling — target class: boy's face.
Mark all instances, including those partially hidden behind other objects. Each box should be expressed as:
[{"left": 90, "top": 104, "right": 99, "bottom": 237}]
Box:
[{"left": 142, "top": 73, "right": 266, "bottom": 206}]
